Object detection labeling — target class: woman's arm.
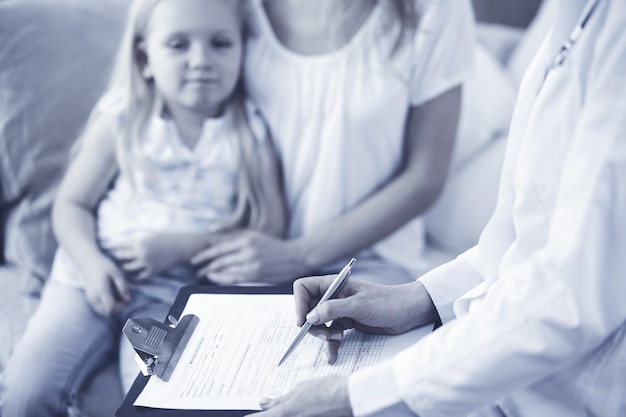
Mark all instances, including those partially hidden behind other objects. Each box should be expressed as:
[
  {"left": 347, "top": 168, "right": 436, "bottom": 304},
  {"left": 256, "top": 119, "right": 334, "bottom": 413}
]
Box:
[
  {"left": 52, "top": 112, "right": 130, "bottom": 315},
  {"left": 192, "top": 87, "right": 461, "bottom": 283},
  {"left": 298, "top": 86, "right": 461, "bottom": 269}
]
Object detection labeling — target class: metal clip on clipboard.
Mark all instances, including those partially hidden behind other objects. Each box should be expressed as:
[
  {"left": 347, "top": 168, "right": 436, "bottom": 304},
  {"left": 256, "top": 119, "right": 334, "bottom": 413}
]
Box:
[{"left": 122, "top": 314, "right": 199, "bottom": 381}]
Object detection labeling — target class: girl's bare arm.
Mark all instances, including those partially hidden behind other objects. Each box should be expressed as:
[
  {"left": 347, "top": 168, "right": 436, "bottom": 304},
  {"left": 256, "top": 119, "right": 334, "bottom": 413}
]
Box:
[{"left": 52, "top": 112, "right": 129, "bottom": 315}]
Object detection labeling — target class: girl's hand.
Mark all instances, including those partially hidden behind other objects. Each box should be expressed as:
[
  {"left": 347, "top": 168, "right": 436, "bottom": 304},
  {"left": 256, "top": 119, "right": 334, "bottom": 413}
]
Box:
[
  {"left": 190, "top": 230, "right": 310, "bottom": 284},
  {"left": 111, "top": 233, "right": 184, "bottom": 280},
  {"left": 245, "top": 376, "right": 352, "bottom": 417},
  {"left": 83, "top": 255, "right": 130, "bottom": 317}
]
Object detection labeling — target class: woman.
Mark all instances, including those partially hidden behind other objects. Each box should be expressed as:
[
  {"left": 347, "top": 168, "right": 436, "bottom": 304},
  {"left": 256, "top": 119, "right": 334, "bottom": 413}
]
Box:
[{"left": 192, "top": 0, "right": 475, "bottom": 285}]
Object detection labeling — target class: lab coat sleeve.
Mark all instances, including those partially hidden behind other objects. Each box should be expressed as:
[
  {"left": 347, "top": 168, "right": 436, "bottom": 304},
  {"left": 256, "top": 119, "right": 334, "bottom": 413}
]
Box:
[
  {"left": 349, "top": 201, "right": 514, "bottom": 417},
  {"left": 349, "top": 248, "right": 484, "bottom": 417},
  {"left": 418, "top": 246, "right": 484, "bottom": 324},
  {"left": 347, "top": 3, "right": 626, "bottom": 415}
]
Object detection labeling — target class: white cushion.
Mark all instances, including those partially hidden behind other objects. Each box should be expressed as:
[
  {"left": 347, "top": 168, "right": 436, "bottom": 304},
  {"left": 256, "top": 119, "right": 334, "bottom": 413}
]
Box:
[
  {"left": 425, "top": 0, "right": 556, "bottom": 259},
  {"left": 426, "top": 134, "right": 507, "bottom": 255},
  {"left": 451, "top": 42, "right": 516, "bottom": 169}
]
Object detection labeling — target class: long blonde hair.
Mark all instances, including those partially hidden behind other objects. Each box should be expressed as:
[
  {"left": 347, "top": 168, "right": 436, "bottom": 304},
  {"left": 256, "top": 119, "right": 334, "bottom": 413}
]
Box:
[
  {"left": 90, "top": 0, "right": 274, "bottom": 232},
  {"left": 388, "top": 0, "right": 422, "bottom": 54}
]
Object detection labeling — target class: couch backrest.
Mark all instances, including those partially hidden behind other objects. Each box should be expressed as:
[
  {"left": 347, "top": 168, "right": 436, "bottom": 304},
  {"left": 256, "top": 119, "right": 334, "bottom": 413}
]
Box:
[
  {"left": 472, "top": 0, "right": 543, "bottom": 27},
  {"left": 0, "top": 0, "right": 129, "bottom": 296}
]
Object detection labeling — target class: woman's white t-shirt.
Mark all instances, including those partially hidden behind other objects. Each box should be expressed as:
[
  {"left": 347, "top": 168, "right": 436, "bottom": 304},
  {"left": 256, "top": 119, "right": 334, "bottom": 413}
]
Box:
[{"left": 244, "top": 0, "right": 475, "bottom": 274}]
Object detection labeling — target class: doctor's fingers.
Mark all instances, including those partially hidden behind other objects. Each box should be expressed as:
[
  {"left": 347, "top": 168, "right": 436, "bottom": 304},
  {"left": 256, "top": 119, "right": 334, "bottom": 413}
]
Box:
[
  {"left": 304, "top": 298, "right": 362, "bottom": 328},
  {"left": 293, "top": 275, "right": 349, "bottom": 324},
  {"left": 245, "top": 392, "right": 305, "bottom": 417},
  {"left": 247, "top": 377, "right": 352, "bottom": 417},
  {"left": 325, "top": 338, "right": 342, "bottom": 364},
  {"left": 308, "top": 323, "right": 346, "bottom": 364},
  {"left": 244, "top": 396, "right": 282, "bottom": 417}
]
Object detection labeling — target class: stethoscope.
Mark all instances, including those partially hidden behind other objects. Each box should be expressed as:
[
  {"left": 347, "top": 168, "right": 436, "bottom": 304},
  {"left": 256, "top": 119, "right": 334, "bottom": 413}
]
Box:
[
  {"left": 539, "top": 0, "right": 600, "bottom": 90},
  {"left": 549, "top": 0, "right": 600, "bottom": 69}
]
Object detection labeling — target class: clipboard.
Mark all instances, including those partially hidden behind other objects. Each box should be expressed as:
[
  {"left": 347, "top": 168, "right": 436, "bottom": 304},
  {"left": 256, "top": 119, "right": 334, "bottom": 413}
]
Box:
[{"left": 116, "top": 283, "right": 293, "bottom": 417}]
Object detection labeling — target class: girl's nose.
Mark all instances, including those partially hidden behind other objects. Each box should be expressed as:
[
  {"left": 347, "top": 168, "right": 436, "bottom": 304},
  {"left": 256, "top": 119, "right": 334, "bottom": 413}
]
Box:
[{"left": 189, "top": 43, "right": 213, "bottom": 69}]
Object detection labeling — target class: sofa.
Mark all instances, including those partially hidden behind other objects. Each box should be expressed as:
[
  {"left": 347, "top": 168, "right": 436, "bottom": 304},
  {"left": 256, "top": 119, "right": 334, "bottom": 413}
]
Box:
[
  {"left": 0, "top": 1, "right": 131, "bottom": 415},
  {"left": 0, "top": 0, "right": 551, "bottom": 415}
]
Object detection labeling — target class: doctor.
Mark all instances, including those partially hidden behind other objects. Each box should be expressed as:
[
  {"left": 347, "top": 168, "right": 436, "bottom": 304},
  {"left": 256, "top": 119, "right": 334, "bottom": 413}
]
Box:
[{"left": 248, "top": 0, "right": 626, "bottom": 415}]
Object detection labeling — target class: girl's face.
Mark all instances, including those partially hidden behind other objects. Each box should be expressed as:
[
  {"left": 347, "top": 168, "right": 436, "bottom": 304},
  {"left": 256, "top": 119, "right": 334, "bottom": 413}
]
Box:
[{"left": 142, "top": 0, "right": 243, "bottom": 118}]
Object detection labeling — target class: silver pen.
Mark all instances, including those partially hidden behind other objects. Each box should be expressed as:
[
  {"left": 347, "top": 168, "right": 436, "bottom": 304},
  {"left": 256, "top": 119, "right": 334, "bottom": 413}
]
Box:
[{"left": 277, "top": 258, "right": 356, "bottom": 367}]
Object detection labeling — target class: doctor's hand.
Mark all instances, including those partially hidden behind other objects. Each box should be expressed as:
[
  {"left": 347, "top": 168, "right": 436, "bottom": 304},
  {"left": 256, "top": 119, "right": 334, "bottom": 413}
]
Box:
[
  {"left": 295, "top": 276, "right": 438, "bottom": 364},
  {"left": 190, "top": 230, "right": 310, "bottom": 284},
  {"left": 245, "top": 375, "right": 353, "bottom": 417}
]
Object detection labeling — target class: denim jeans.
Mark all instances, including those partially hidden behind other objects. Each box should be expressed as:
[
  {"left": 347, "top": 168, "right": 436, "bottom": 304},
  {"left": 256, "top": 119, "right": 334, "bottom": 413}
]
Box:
[{"left": 0, "top": 279, "right": 177, "bottom": 417}]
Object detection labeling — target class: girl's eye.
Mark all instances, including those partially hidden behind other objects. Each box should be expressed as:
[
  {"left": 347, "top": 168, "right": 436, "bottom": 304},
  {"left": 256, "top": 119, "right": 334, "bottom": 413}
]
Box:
[
  {"left": 211, "top": 37, "right": 233, "bottom": 49},
  {"left": 166, "top": 38, "right": 188, "bottom": 51}
]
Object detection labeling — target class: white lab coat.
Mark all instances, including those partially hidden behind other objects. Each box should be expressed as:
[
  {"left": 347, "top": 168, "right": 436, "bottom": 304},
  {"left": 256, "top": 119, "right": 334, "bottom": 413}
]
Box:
[{"left": 347, "top": 0, "right": 626, "bottom": 415}]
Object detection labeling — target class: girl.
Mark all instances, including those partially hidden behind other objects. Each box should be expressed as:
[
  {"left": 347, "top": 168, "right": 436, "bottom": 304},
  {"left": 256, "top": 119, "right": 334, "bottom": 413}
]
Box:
[
  {"left": 192, "top": 0, "right": 475, "bottom": 285},
  {"left": 0, "top": 0, "right": 284, "bottom": 415}
]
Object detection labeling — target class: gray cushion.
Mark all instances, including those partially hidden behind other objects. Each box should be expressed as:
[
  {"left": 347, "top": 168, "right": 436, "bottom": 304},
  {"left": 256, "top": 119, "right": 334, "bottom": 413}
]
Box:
[{"left": 0, "top": 0, "right": 129, "bottom": 296}]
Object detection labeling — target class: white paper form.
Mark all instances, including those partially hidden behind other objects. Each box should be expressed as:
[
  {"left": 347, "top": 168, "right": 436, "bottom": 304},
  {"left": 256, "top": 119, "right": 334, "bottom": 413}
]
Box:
[{"left": 134, "top": 293, "right": 432, "bottom": 410}]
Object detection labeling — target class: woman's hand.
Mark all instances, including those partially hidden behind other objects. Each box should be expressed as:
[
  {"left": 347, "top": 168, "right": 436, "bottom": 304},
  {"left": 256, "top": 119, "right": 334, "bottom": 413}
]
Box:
[
  {"left": 294, "top": 276, "right": 438, "bottom": 363},
  {"left": 110, "top": 233, "right": 187, "bottom": 280},
  {"left": 245, "top": 376, "right": 353, "bottom": 417},
  {"left": 190, "top": 230, "right": 311, "bottom": 284},
  {"left": 83, "top": 254, "right": 130, "bottom": 317}
]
